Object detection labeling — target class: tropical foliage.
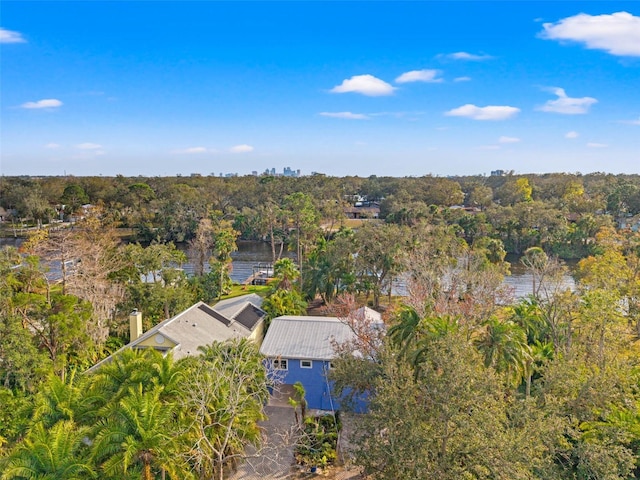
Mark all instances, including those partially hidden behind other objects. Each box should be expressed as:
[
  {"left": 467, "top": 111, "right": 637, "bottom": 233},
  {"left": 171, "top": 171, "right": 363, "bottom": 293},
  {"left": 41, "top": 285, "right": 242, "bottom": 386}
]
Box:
[
  {"left": 0, "top": 342, "right": 269, "bottom": 480},
  {"left": 5, "top": 172, "right": 640, "bottom": 478}
]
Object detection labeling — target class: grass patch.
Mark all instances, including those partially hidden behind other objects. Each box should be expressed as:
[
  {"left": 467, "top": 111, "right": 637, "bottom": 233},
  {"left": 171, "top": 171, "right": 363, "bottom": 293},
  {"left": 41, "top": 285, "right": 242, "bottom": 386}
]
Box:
[
  {"left": 218, "top": 283, "right": 272, "bottom": 300},
  {"left": 341, "top": 218, "right": 383, "bottom": 229}
]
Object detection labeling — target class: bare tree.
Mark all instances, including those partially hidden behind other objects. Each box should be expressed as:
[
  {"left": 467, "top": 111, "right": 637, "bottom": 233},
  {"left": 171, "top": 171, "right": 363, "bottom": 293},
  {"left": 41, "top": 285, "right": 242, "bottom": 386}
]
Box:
[
  {"left": 179, "top": 340, "right": 274, "bottom": 480},
  {"left": 403, "top": 226, "right": 510, "bottom": 330},
  {"left": 189, "top": 218, "right": 215, "bottom": 277},
  {"left": 26, "top": 212, "right": 127, "bottom": 345}
]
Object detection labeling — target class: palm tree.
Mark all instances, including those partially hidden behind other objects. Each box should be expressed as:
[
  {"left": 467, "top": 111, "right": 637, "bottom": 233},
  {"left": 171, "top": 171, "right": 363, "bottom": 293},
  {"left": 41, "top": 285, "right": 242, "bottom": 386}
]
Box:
[
  {"left": 510, "top": 296, "right": 548, "bottom": 344},
  {"left": 303, "top": 238, "right": 332, "bottom": 302},
  {"left": 273, "top": 258, "right": 299, "bottom": 290},
  {"left": 30, "top": 370, "right": 87, "bottom": 429},
  {"left": 524, "top": 340, "right": 554, "bottom": 397},
  {"left": 88, "top": 349, "right": 149, "bottom": 400},
  {"left": 410, "top": 315, "right": 459, "bottom": 373},
  {"left": 389, "top": 307, "right": 458, "bottom": 357},
  {"left": 475, "top": 317, "right": 531, "bottom": 388},
  {"left": 87, "top": 349, "right": 185, "bottom": 421},
  {"left": 146, "top": 351, "right": 184, "bottom": 400},
  {"left": 388, "top": 306, "right": 422, "bottom": 352},
  {"left": 388, "top": 307, "right": 461, "bottom": 378},
  {"left": 262, "top": 288, "right": 308, "bottom": 325},
  {"left": 92, "top": 384, "right": 185, "bottom": 480},
  {"left": 1, "top": 420, "right": 96, "bottom": 480}
]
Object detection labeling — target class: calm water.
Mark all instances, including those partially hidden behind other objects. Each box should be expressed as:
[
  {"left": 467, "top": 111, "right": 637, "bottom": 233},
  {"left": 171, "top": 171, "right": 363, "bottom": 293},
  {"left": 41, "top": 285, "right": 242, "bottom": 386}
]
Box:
[
  {"left": 504, "top": 254, "right": 576, "bottom": 299},
  {"left": 0, "top": 237, "right": 574, "bottom": 298},
  {"left": 179, "top": 240, "right": 294, "bottom": 283}
]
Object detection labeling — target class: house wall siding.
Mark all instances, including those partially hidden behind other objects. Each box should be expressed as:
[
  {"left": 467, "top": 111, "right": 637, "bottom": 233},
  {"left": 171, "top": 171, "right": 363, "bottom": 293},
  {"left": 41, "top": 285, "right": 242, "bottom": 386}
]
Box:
[
  {"left": 249, "top": 322, "right": 265, "bottom": 344},
  {"left": 274, "top": 358, "right": 337, "bottom": 411},
  {"left": 136, "top": 334, "right": 177, "bottom": 349}
]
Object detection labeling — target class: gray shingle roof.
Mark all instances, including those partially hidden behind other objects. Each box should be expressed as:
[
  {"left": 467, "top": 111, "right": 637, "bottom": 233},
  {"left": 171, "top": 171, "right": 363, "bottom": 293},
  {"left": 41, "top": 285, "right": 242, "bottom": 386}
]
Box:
[
  {"left": 155, "top": 301, "right": 252, "bottom": 359},
  {"left": 88, "top": 294, "right": 266, "bottom": 372},
  {"left": 260, "top": 316, "right": 356, "bottom": 361},
  {"left": 213, "top": 293, "right": 264, "bottom": 319}
]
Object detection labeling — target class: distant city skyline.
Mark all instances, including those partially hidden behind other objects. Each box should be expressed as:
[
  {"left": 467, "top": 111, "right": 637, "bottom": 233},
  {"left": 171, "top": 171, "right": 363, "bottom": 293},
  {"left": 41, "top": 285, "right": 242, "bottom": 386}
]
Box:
[{"left": 1, "top": 1, "right": 639, "bottom": 177}]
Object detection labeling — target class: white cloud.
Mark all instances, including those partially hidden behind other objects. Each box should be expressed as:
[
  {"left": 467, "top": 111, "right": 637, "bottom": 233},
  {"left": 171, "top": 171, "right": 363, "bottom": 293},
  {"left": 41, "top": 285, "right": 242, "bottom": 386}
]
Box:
[
  {"left": 0, "top": 27, "right": 26, "bottom": 43},
  {"left": 445, "top": 104, "right": 520, "bottom": 120},
  {"left": 229, "top": 144, "right": 254, "bottom": 153},
  {"left": 565, "top": 131, "right": 580, "bottom": 139},
  {"left": 621, "top": 117, "right": 640, "bottom": 125},
  {"left": 21, "top": 98, "right": 63, "bottom": 109},
  {"left": 454, "top": 76, "right": 472, "bottom": 82},
  {"left": 395, "top": 69, "right": 443, "bottom": 84},
  {"left": 499, "top": 136, "right": 521, "bottom": 143},
  {"left": 541, "top": 11, "right": 640, "bottom": 57},
  {"left": 75, "top": 143, "right": 102, "bottom": 150},
  {"left": 44, "top": 143, "right": 61, "bottom": 149},
  {"left": 538, "top": 88, "right": 597, "bottom": 115},
  {"left": 587, "top": 142, "right": 608, "bottom": 148},
  {"left": 319, "top": 111, "right": 369, "bottom": 120},
  {"left": 330, "top": 74, "right": 395, "bottom": 96},
  {"left": 441, "top": 51, "right": 494, "bottom": 61}
]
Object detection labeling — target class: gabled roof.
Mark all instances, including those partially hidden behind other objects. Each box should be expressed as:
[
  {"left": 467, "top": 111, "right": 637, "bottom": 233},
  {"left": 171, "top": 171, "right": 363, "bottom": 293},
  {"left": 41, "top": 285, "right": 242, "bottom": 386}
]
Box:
[
  {"left": 260, "top": 316, "right": 356, "bottom": 361},
  {"left": 148, "top": 301, "right": 256, "bottom": 359},
  {"left": 88, "top": 294, "right": 266, "bottom": 371},
  {"left": 212, "top": 293, "right": 264, "bottom": 319},
  {"left": 234, "top": 303, "right": 266, "bottom": 330}
]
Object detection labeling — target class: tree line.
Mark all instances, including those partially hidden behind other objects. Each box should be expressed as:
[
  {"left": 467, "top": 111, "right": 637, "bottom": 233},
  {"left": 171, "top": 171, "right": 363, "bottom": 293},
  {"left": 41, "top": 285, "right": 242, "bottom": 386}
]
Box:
[
  {"left": 3, "top": 172, "right": 640, "bottom": 478},
  {"left": 3, "top": 172, "right": 640, "bottom": 258},
  {"left": 329, "top": 227, "right": 640, "bottom": 479}
]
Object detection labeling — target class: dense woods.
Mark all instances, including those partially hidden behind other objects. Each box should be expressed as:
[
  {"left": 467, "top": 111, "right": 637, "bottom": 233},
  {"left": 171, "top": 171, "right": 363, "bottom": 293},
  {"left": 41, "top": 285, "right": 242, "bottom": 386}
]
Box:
[{"left": 3, "top": 171, "right": 640, "bottom": 478}]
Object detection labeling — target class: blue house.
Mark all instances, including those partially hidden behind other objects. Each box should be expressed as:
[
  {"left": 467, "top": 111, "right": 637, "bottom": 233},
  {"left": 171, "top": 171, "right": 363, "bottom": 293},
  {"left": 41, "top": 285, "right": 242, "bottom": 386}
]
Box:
[{"left": 260, "top": 310, "right": 382, "bottom": 412}]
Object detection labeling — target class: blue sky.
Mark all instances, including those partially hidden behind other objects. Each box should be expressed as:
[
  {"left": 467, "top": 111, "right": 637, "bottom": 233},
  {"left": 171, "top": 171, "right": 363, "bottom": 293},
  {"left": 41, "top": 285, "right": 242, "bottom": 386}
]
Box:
[{"left": 1, "top": 1, "right": 639, "bottom": 177}]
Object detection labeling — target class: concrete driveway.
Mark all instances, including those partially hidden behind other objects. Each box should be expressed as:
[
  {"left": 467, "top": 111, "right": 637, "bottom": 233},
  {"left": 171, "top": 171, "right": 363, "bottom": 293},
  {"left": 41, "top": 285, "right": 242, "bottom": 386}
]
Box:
[
  {"left": 229, "top": 392, "right": 362, "bottom": 480},
  {"left": 228, "top": 394, "right": 298, "bottom": 479}
]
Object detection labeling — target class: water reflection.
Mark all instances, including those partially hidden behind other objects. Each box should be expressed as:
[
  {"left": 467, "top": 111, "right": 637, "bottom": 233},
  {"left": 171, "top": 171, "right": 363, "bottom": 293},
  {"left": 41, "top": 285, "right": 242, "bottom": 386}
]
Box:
[{"left": 177, "top": 240, "right": 295, "bottom": 284}]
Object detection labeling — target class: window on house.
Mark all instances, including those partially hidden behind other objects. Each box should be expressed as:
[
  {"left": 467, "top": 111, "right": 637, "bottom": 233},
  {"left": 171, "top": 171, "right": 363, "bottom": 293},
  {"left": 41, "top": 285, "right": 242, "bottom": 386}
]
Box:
[
  {"left": 273, "top": 358, "right": 288, "bottom": 370},
  {"left": 300, "top": 360, "right": 312, "bottom": 369},
  {"left": 328, "top": 361, "right": 336, "bottom": 369}
]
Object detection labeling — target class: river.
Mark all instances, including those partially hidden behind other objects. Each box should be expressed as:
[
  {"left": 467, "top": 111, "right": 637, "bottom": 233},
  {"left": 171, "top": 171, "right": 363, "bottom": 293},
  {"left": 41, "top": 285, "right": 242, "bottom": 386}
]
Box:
[
  {"left": 0, "top": 238, "right": 574, "bottom": 299},
  {"left": 181, "top": 240, "right": 295, "bottom": 284},
  {"left": 502, "top": 257, "right": 575, "bottom": 300}
]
